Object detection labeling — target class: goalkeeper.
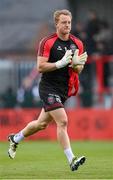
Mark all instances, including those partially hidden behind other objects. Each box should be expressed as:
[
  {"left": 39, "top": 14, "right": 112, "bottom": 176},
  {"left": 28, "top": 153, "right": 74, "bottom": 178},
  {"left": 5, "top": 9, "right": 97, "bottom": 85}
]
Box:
[{"left": 8, "top": 9, "right": 87, "bottom": 171}]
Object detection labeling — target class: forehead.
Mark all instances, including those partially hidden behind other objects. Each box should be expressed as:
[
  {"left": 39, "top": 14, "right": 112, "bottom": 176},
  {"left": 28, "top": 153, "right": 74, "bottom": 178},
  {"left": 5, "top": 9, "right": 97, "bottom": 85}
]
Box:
[{"left": 58, "top": 14, "right": 71, "bottom": 22}]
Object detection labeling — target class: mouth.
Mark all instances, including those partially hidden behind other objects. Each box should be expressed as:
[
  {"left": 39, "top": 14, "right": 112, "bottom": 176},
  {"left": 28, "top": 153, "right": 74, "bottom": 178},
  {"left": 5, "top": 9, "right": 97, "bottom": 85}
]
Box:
[{"left": 64, "top": 28, "right": 70, "bottom": 31}]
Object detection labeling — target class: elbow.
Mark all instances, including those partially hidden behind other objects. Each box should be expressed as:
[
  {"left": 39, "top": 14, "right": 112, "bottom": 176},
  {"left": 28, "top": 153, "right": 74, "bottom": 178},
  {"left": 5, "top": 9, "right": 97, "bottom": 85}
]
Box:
[
  {"left": 37, "top": 64, "right": 44, "bottom": 73},
  {"left": 37, "top": 67, "right": 43, "bottom": 73}
]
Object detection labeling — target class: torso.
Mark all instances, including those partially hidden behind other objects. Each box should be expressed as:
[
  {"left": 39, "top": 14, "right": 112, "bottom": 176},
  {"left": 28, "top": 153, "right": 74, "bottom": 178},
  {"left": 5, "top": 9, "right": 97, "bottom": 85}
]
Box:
[{"left": 38, "top": 33, "right": 83, "bottom": 98}]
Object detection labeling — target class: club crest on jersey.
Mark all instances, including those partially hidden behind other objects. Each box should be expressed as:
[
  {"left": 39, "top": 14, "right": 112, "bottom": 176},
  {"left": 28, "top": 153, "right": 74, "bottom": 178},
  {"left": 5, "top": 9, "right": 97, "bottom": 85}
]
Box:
[{"left": 70, "top": 44, "right": 76, "bottom": 54}]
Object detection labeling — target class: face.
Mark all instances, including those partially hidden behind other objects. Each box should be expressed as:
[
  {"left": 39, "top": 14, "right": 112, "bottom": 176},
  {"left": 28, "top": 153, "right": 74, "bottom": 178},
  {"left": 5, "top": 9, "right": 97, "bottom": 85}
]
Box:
[{"left": 56, "top": 14, "right": 72, "bottom": 35}]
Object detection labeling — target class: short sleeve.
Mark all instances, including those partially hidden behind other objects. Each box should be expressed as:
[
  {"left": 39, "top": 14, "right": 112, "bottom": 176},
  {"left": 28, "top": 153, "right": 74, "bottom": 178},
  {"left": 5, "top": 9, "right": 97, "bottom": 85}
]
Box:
[
  {"left": 38, "top": 38, "right": 50, "bottom": 58},
  {"left": 77, "top": 40, "right": 84, "bottom": 55}
]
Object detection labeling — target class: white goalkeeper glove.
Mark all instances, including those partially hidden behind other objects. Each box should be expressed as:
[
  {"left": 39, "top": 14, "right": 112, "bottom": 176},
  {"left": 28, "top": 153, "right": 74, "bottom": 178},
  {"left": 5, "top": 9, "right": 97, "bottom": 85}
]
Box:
[
  {"left": 72, "top": 49, "right": 88, "bottom": 66},
  {"left": 55, "top": 50, "right": 72, "bottom": 69}
]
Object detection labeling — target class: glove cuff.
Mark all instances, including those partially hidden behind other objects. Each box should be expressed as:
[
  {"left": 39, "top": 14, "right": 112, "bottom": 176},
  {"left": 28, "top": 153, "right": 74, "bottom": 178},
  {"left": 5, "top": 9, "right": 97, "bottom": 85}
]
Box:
[{"left": 55, "top": 60, "right": 63, "bottom": 69}]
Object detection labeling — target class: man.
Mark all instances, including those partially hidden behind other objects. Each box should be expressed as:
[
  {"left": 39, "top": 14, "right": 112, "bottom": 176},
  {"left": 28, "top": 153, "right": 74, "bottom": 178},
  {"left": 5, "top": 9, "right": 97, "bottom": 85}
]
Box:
[{"left": 8, "top": 9, "right": 87, "bottom": 171}]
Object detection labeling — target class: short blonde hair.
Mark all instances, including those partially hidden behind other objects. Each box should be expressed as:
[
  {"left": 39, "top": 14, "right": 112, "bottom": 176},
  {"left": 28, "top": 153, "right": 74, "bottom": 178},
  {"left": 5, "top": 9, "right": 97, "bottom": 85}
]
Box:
[{"left": 54, "top": 9, "right": 72, "bottom": 24}]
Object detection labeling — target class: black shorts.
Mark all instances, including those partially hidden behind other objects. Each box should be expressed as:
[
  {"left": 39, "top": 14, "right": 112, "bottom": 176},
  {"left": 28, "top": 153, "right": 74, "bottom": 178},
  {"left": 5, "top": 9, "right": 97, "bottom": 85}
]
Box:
[{"left": 39, "top": 84, "right": 67, "bottom": 112}]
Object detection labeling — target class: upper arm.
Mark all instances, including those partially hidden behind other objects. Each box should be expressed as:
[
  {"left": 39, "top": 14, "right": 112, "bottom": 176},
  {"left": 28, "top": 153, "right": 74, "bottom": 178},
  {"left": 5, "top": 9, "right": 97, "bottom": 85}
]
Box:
[
  {"left": 79, "top": 41, "right": 84, "bottom": 55},
  {"left": 37, "top": 38, "right": 50, "bottom": 72},
  {"left": 38, "top": 38, "right": 50, "bottom": 57},
  {"left": 76, "top": 39, "right": 84, "bottom": 55},
  {"left": 36, "top": 35, "right": 57, "bottom": 72},
  {"left": 37, "top": 56, "right": 49, "bottom": 71}
]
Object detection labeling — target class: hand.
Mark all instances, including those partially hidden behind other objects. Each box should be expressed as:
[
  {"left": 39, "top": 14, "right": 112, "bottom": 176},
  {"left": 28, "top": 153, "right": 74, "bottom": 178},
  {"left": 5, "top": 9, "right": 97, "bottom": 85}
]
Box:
[
  {"left": 55, "top": 50, "right": 72, "bottom": 69},
  {"left": 72, "top": 49, "right": 88, "bottom": 66}
]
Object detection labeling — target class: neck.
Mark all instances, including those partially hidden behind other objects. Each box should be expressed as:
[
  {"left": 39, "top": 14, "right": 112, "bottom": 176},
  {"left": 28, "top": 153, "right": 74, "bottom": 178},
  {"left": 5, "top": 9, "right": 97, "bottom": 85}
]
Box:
[{"left": 56, "top": 32, "right": 70, "bottom": 41}]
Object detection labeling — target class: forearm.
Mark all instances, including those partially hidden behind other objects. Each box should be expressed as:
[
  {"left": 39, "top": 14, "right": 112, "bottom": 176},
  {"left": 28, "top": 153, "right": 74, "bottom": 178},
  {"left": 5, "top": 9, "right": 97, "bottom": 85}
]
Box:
[
  {"left": 38, "top": 62, "right": 57, "bottom": 73},
  {"left": 37, "top": 50, "right": 72, "bottom": 73}
]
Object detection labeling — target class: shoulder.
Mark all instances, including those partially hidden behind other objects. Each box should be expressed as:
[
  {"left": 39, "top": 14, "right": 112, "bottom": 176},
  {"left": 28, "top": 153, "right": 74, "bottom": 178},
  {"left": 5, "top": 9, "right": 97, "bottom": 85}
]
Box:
[
  {"left": 40, "top": 33, "right": 58, "bottom": 46},
  {"left": 38, "top": 33, "right": 57, "bottom": 56},
  {"left": 70, "top": 34, "right": 83, "bottom": 45}
]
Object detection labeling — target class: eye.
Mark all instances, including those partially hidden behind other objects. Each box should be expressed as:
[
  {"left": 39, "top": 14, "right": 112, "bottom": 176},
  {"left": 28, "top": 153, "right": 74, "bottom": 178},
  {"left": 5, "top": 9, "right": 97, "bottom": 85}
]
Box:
[{"left": 62, "top": 21, "right": 66, "bottom": 24}]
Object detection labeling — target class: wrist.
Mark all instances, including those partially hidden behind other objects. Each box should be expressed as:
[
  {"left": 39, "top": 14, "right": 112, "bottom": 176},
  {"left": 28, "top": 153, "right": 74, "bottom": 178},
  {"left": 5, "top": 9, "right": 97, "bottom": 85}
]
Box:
[
  {"left": 72, "top": 64, "right": 84, "bottom": 74},
  {"left": 55, "top": 60, "right": 64, "bottom": 69}
]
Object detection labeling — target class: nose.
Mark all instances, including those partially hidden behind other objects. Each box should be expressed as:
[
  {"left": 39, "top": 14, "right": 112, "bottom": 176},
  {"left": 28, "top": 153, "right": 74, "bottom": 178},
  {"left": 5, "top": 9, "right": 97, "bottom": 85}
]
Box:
[{"left": 65, "top": 23, "right": 69, "bottom": 27}]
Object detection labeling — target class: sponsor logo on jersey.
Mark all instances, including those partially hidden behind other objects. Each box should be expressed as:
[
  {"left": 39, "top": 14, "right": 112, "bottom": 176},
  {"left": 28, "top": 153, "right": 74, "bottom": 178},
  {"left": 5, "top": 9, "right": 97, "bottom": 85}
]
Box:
[{"left": 57, "top": 46, "right": 62, "bottom": 50}]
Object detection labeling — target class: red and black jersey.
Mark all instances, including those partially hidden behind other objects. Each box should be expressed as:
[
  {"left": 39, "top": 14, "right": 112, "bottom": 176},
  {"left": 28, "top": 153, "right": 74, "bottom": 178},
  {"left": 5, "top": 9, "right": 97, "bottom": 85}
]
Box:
[{"left": 37, "top": 33, "right": 84, "bottom": 98}]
